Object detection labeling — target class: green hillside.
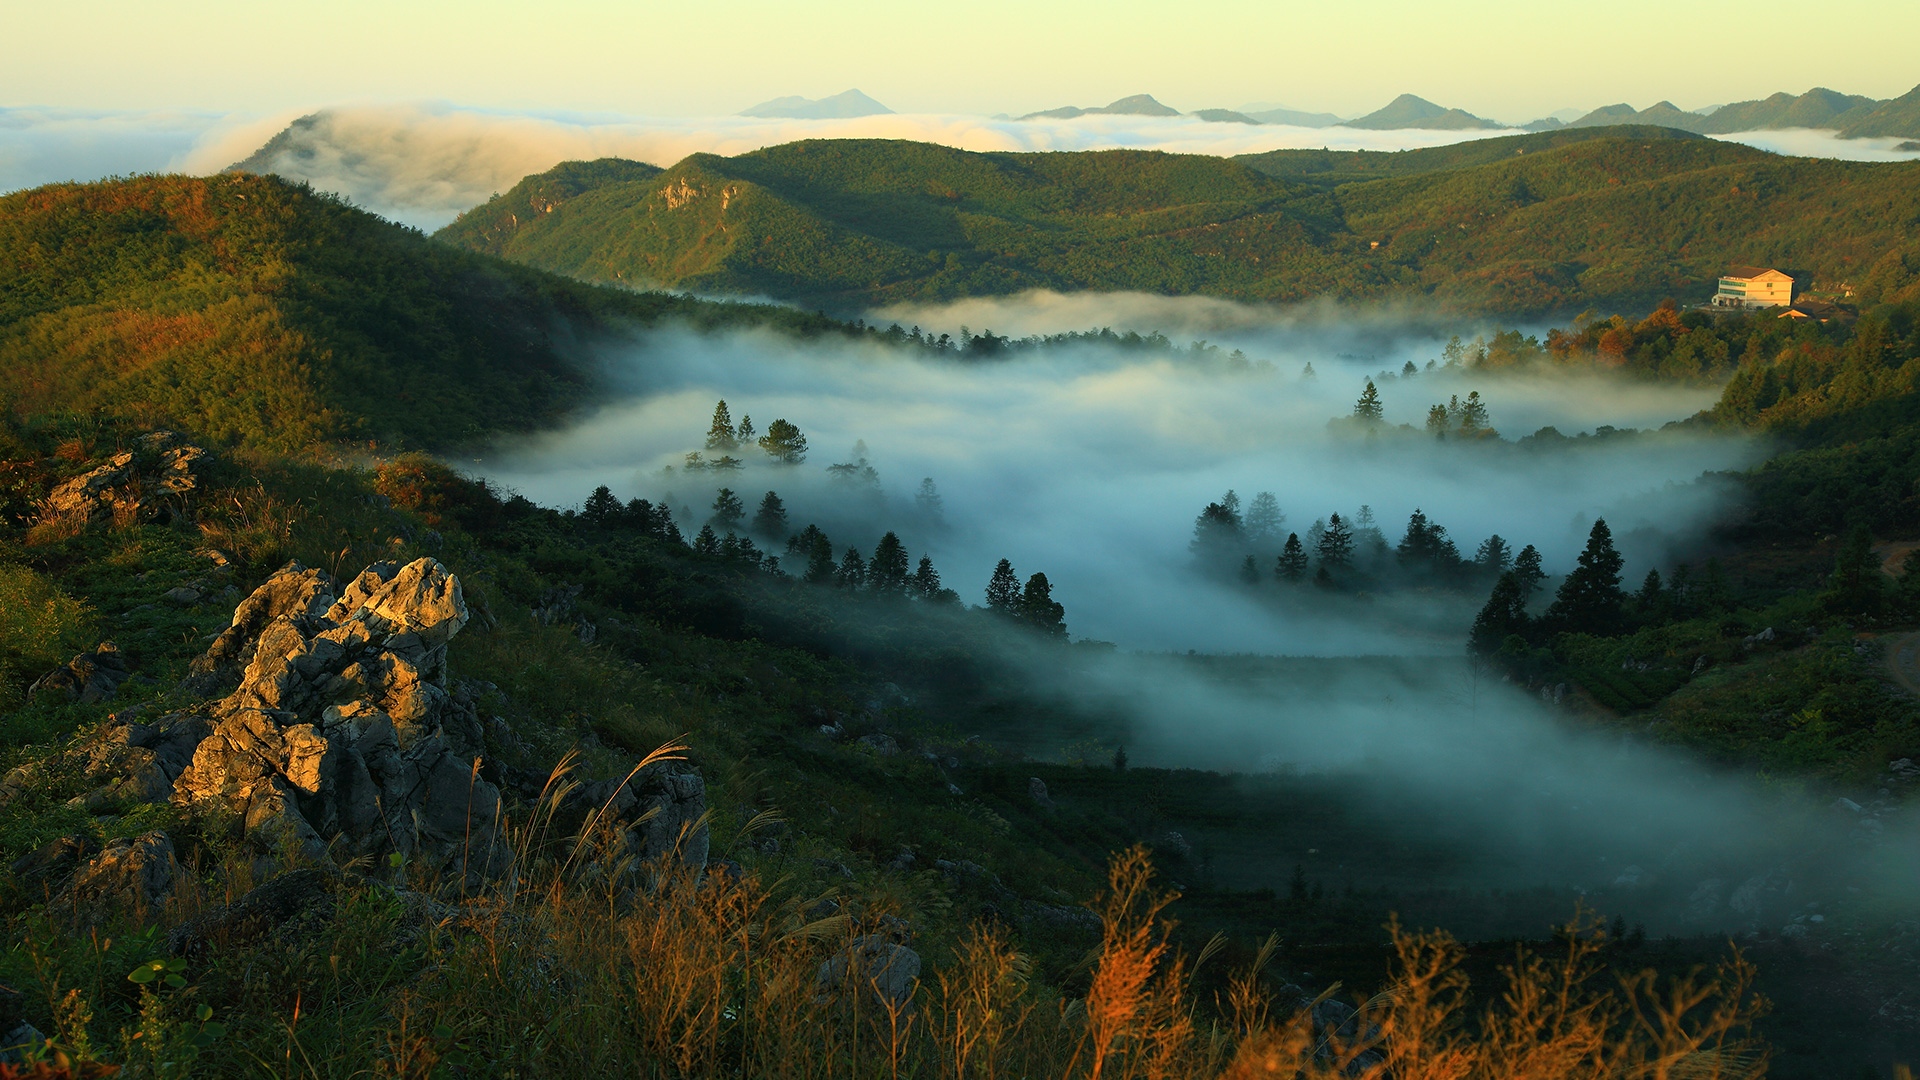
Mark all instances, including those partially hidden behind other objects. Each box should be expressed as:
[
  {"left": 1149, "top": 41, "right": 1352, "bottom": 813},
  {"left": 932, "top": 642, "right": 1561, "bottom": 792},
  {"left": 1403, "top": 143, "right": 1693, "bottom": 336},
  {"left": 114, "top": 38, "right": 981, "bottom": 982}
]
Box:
[
  {"left": 0, "top": 173, "right": 838, "bottom": 452},
  {"left": 434, "top": 132, "right": 1920, "bottom": 315}
]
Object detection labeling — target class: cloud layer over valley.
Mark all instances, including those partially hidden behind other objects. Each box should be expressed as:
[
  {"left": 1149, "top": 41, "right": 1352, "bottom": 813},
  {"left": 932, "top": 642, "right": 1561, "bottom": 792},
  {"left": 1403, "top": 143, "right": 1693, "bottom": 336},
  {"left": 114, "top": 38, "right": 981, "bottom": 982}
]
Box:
[{"left": 6, "top": 102, "right": 1913, "bottom": 230}]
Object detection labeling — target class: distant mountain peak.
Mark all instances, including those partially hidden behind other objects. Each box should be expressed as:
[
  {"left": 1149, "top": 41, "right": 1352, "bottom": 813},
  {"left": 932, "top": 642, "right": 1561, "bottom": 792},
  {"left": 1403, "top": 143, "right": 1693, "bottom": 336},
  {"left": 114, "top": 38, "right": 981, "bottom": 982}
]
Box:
[
  {"left": 1098, "top": 94, "right": 1180, "bottom": 116},
  {"left": 739, "top": 90, "right": 893, "bottom": 120},
  {"left": 1348, "top": 94, "right": 1504, "bottom": 131}
]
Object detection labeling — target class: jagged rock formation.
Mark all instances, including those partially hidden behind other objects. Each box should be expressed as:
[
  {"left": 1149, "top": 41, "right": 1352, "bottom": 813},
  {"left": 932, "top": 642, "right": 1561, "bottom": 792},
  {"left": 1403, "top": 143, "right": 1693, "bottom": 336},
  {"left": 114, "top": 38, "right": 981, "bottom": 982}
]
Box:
[
  {"left": 40, "top": 431, "right": 205, "bottom": 529},
  {"left": 10, "top": 558, "right": 707, "bottom": 922}
]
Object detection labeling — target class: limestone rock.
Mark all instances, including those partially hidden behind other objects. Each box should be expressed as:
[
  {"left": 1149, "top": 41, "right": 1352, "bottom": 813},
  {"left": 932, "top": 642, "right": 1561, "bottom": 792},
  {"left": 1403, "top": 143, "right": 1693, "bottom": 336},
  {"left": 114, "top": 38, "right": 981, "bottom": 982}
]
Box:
[
  {"left": 28, "top": 642, "right": 131, "bottom": 704},
  {"left": 8, "top": 833, "right": 99, "bottom": 895},
  {"left": 50, "top": 831, "right": 176, "bottom": 927},
  {"left": 40, "top": 433, "right": 207, "bottom": 529}
]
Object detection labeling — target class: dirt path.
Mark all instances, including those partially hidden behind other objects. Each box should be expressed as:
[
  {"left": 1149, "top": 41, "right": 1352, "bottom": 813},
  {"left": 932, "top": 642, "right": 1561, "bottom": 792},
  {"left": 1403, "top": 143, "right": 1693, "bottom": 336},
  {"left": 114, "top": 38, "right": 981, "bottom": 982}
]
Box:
[{"left": 1886, "top": 631, "right": 1920, "bottom": 697}]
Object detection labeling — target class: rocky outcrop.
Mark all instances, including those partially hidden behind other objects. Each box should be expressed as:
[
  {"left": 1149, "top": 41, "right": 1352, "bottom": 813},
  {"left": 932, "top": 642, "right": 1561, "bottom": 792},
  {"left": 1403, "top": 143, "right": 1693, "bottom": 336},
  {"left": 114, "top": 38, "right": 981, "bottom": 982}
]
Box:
[
  {"left": 40, "top": 432, "right": 206, "bottom": 529},
  {"left": 166, "top": 868, "right": 340, "bottom": 958},
  {"left": 27, "top": 642, "right": 132, "bottom": 704},
  {"left": 48, "top": 831, "right": 176, "bottom": 928},
  {"left": 0, "top": 710, "right": 210, "bottom": 812},
  {"left": 172, "top": 558, "right": 498, "bottom": 871}
]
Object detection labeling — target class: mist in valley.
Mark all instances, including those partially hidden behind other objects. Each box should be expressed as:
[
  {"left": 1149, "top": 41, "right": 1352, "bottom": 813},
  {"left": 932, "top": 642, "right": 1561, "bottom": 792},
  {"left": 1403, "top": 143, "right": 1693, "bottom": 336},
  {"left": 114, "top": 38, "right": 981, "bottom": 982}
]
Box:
[{"left": 455, "top": 291, "right": 1920, "bottom": 935}]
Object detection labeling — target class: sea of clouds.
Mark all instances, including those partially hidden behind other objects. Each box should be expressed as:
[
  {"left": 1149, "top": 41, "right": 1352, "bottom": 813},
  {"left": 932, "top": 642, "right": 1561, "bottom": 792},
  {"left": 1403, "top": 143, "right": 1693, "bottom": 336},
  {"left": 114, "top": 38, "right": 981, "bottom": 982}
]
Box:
[{"left": 5, "top": 102, "right": 1915, "bottom": 230}]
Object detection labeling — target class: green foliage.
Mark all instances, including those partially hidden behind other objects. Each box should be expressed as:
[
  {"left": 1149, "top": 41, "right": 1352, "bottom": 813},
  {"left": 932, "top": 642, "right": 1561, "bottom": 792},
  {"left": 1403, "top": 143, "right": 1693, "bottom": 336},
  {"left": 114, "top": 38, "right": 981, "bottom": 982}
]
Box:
[
  {"left": 435, "top": 132, "right": 1920, "bottom": 315},
  {"left": 0, "top": 174, "right": 853, "bottom": 453},
  {"left": 0, "top": 562, "right": 94, "bottom": 708}
]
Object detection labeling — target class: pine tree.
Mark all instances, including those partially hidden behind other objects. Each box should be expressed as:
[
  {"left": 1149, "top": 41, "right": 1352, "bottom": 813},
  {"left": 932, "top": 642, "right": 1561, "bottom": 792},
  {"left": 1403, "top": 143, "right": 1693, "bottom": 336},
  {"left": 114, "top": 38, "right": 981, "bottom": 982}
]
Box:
[
  {"left": 1512, "top": 544, "right": 1545, "bottom": 597},
  {"left": 1401, "top": 360, "right": 1418, "bottom": 377},
  {"left": 751, "top": 491, "right": 788, "bottom": 537},
  {"left": 1634, "top": 567, "right": 1665, "bottom": 615},
  {"left": 1474, "top": 534, "right": 1513, "bottom": 576},
  {"left": 735, "top": 415, "right": 755, "bottom": 444},
  {"left": 868, "top": 532, "right": 911, "bottom": 597},
  {"left": 805, "top": 530, "right": 836, "bottom": 584},
  {"left": 1240, "top": 555, "right": 1261, "bottom": 585},
  {"left": 706, "top": 401, "right": 738, "bottom": 452},
  {"left": 986, "top": 559, "right": 1021, "bottom": 613},
  {"left": 1544, "top": 518, "right": 1626, "bottom": 633},
  {"left": 1353, "top": 380, "right": 1384, "bottom": 425},
  {"left": 1469, "top": 571, "right": 1531, "bottom": 656},
  {"left": 1190, "top": 499, "right": 1244, "bottom": 567},
  {"left": 582, "top": 485, "right": 621, "bottom": 528},
  {"left": 912, "top": 555, "right": 943, "bottom": 600},
  {"left": 693, "top": 524, "right": 720, "bottom": 555},
  {"left": 1275, "top": 533, "right": 1309, "bottom": 583},
  {"left": 915, "top": 478, "right": 944, "bottom": 520},
  {"left": 835, "top": 546, "right": 867, "bottom": 589},
  {"left": 1352, "top": 505, "right": 1388, "bottom": 562},
  {"left": 757, "top": 419, "right": 808, "bottom": 463},
  {"left": 1244, "top": 492, "right": 1284, "bottom": 550},
  {"left": 1425, "top": 404, "right": 1450, "bottom": 437},
  {"left": 1018, "top": 573, "right": 1067, "bottom": 637},
  {"left": 1317, "top": 513, "right": 1354, "bottom": 570},
  {"left": 710, "top": 487, "right": 745, "bottom": 530},
  {"left": 1457, "top": 390, "right": 1490, "bottom": 435}
]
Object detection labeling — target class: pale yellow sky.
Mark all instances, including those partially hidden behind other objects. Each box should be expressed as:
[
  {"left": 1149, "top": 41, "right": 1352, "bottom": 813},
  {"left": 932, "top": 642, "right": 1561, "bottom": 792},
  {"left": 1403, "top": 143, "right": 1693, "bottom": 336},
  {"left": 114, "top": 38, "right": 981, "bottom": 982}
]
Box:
[{"left": 8, "top": 0, "right": 1918, "bottom": 121}]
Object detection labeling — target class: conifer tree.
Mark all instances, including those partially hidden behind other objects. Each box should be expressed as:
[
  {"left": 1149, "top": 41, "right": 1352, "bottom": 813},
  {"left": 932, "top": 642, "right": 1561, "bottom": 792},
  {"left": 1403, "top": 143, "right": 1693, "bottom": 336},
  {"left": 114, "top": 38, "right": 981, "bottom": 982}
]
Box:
[
  {"left": 912, "top": 555, "right": 943, "bottom": 599},
  {"left": 735, "top": 414, "right": 755, "bottom": 444},
  {"left": 1275, "top": 533, "right": 1309, "bottom": 583},
  {"left": 836, "top": 546, "right": 867, "bottom": 589},
  {"left": 757, "top": 419, "right": 808, "bottom": 463},
  {"left": 1512, "top": 544, "right": 1545, "bottom": 597},
  {"left": 868, "top": 532, "right": 911, "bottom": 597},
  {"left": 1353, "top": 380, "right": 1384, "bottom": 425},
  {"left": 1474, "top": 534, "right": 1513, "bottom": 577},
  {"left": 1469, "top": 571, "right": 1531, "bottom": 656},
  {"left": 1544, "top": 518, "right": 1626, "bottom": 633},
  {"left": 1821, "top": 524, "right": 1885, "bottom": 615},
  {"left": 1240, "top": 554, "right": 1261, "bottom": 585},
  {"left": 1457, "top": 391, "right": 1490, "bottom": 435},
  {"left": 1317, "top": 513, "right": 1354, "bottom": 570},
  {"left": 706, "top": 401, "right": 738, "bottom": 452},
  {"left": 694, "top": 524, "right": 720, "bottom": 555},
  {"left": 1018, "top": 573, "right": 1067, "bottom": 637},
  {"left": 1425, "top": 404, "right": 1450, "bottom": 437},
  {"left": 1634, "top": 567, "right": 1665, "bottom": 615},
  {"left": 804, "top": 529, "right": 836, "bottom": 584},
  {"left": 710, "top": 487, "right": 745, "bottom": 530},
  {"left": 986, "top": 559, "right": 1021, "bottom": 613},
  {"left": 751, "top": 491, "right": 788, "bottom": 537},
  {"left": 582, "top": 485, "right": 621, "bottom": 527},
  {"left": 915, "top": 477, "right": 944, "bottom": 520},
  {"left": 1245, "top": 492, "right": 1285, "bottom": 550}
]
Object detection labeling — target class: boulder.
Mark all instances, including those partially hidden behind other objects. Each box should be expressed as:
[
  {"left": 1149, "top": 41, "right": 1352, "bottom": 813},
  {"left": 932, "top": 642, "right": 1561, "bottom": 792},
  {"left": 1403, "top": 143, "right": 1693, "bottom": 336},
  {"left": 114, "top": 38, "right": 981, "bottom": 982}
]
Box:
[
  {"left": 8, "top": 833, "right": 99, "bottom": 896},
  {"left": 856, "top": 733, "right": 899, "bottom": 756},
  {"left": 49, "top": 831, "right": 175, "bottom": 928},
  {"left": 816, "top": 935, "right": 922, "bottom": 1011},
  {"left": 167, "top": 868, "right": 339, "bottom": 959},
  {"left": 28, "top": 642, "right": 131, "bottom": 704},
  {"left": 1028, "top": 776, "right": 1054, "bottom": 809}
]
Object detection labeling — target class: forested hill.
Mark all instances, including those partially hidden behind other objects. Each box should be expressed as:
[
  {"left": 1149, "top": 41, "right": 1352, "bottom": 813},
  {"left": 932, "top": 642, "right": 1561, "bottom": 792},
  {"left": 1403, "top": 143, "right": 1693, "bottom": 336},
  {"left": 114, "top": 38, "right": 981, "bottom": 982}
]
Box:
[
  {"left": 432, "top": 131, "right": 1920, "bottom": 315},
  {"left": 0, "top": 174, "right": 841, "bottom": 453}
]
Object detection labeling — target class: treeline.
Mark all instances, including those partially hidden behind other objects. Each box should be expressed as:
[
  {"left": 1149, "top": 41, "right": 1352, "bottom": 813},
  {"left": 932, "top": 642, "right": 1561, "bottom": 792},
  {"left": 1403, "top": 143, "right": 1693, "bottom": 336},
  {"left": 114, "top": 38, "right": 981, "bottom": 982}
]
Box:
[{"left": 1189, "top": 490, "right": 1524, "bottom": 595}]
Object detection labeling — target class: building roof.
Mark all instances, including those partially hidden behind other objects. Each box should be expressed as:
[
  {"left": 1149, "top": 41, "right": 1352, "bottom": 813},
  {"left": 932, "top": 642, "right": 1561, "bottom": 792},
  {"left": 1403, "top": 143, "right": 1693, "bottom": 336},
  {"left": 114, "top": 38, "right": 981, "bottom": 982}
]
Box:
[{"left": 1723, "top": 267, "right": 1798, "bottom": 283}]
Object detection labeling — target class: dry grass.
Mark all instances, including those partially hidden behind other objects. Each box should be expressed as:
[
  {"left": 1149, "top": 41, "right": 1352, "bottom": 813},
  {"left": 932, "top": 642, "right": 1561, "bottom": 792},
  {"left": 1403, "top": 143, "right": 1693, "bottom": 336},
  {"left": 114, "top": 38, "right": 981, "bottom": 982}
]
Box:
[{"left": 10, "top": 751, "right": 1775, "bottom": 1080}]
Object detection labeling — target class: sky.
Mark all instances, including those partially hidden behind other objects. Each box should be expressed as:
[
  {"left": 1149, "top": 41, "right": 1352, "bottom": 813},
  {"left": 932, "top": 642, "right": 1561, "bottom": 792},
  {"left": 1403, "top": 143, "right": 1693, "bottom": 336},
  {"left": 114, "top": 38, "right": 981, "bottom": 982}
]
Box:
[{"left": 7, "top": 0, "right": 1918, "bottom": 123}]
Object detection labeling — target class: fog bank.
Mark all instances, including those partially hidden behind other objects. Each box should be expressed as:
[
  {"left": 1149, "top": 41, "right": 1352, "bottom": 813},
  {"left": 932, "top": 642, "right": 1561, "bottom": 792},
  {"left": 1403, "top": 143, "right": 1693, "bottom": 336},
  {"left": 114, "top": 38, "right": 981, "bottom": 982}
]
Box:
[{"left": 476, "top": 293, "right": 1752, "bottom": 655}]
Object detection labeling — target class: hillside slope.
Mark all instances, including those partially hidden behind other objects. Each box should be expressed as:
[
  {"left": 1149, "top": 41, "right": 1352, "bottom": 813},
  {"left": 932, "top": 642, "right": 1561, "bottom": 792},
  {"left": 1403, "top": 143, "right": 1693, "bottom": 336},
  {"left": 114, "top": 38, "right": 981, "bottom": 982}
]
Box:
[
  {"left": 433, "top": 132, "right": 1920, "bottom": 315},
  {"left": 0, "top": 174, "right": 839, "bottom": 452}
]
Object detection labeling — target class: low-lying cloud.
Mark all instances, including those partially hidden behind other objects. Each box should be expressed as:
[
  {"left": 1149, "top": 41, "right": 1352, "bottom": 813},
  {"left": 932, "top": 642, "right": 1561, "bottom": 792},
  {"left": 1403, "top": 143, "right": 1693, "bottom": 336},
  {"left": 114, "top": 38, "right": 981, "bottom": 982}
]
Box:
[
  {"left": 9, "top": 100, "right": 1911, "bottom": 230},
  {"left": 466, "top": 291, "right": 1914, "bottom": 933},
  {"left": 477, "top": 292, "right": 1750, "bottom": 655}
]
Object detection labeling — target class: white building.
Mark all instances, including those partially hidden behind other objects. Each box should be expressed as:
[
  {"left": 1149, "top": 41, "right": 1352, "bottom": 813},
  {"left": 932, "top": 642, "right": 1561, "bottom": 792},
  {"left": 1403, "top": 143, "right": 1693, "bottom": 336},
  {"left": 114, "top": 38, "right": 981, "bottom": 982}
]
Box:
[{"left": 1712, "top": 268, "right": 1797, "bottom": 309}]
